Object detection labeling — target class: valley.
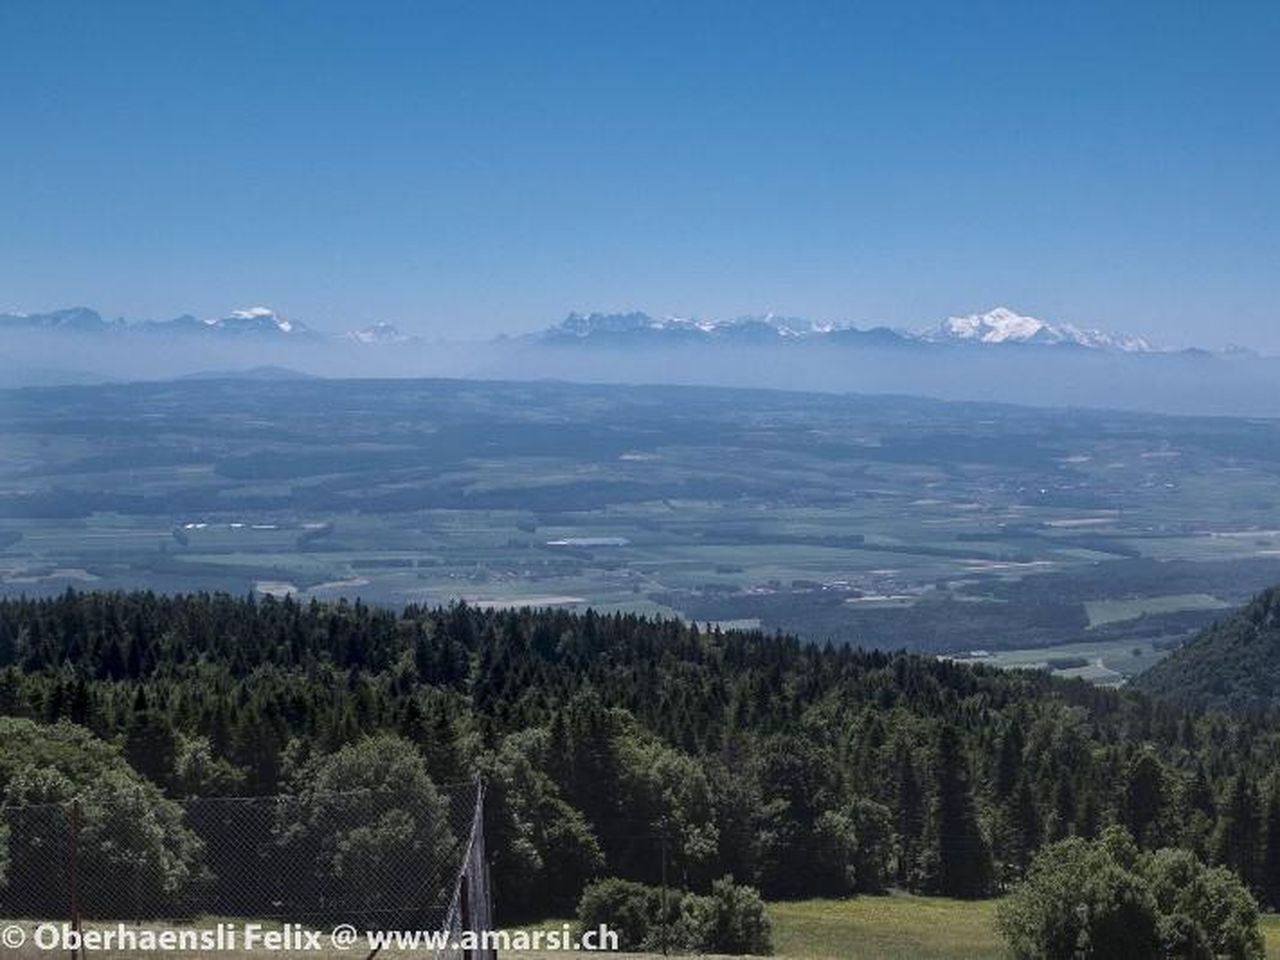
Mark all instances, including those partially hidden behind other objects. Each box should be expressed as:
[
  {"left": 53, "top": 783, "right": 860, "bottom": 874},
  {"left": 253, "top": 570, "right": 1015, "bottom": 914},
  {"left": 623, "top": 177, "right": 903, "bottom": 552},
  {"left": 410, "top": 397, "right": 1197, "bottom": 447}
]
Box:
[{"left": 3, "top": 376, "right": 1280, "bottom": 666}]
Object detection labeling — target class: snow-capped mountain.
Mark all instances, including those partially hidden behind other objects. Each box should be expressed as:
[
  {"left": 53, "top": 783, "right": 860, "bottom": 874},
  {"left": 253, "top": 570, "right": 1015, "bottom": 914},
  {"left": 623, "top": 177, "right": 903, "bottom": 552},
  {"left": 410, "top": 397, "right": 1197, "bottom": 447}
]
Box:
[
  {"left": 549, "top": 311, "right": 874, "bottom": 343},
  {"left": 918, "top": 307, "right": 1153, "bottom": 352},
  {"left": 443, "top": 304, "right": 1156, "bottom": 354},
  {"left": 0, "top": 301, "right": 1171, "bottom": 356},
  {"left": 0, "top": 302, "right": 421, "bottom": 345},
  {"left": 0, "top": 307, "right": 115, "bottom": 332},
  {"left": 544, "top": 307, "right": 1155, "bottom": 353},
  {"left": 346, "top": 321, "right": 416, "bottom": 344},
  {"left": 113, "top": 306, "right": 316, "bottom": 338},
  {"left": 202, "top": 307, "right": 309, "bottom": 336}
]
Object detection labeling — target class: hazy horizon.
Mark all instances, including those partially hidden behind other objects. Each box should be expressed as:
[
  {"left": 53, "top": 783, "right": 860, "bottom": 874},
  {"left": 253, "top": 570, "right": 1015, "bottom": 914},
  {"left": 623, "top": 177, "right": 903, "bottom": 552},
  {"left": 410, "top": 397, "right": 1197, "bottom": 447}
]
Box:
[{"left": 2, "top": 0, "right": 1277, "bottom": 350}]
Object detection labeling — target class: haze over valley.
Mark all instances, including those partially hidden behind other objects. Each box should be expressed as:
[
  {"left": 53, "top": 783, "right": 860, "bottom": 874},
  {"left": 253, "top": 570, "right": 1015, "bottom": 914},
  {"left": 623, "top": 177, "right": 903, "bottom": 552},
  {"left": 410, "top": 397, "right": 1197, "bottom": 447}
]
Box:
[{"left": 5, "top": 374, "right": 1280, "bottom": 686}]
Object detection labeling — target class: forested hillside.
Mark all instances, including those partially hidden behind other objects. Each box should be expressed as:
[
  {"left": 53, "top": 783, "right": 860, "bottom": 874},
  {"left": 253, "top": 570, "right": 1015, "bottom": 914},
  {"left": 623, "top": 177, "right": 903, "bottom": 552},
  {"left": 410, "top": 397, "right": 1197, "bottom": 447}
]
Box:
[
  {"left": 5, "top": 591, "right": 1280, "bottom": 921},
  {"left": 1134, "top": 586, "right": 1280, "bottom": 713}
]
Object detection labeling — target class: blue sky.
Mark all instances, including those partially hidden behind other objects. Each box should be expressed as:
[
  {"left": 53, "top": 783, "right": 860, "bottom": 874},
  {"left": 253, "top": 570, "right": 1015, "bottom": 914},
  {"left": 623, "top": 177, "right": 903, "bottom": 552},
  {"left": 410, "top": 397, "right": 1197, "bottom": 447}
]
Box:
[{"left": 1, "top": 0, "right": 1277, "bottom": 346}]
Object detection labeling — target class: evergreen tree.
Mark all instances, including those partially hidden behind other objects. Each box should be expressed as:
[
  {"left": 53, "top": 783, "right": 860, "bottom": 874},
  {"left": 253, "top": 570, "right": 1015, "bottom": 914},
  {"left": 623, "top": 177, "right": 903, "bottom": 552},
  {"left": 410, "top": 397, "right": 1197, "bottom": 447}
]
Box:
[
  {"left": 1214, "top": 771, "right": 1261, "bottom": 890},
  {"left": 124, "top": 687, "right": 178, "bottom": 791},
  {"left": 1123, "top": 751, "right": 1167, "bottom": 848},
  {"left": 1261, "top": 774, "right": 1280, "bottom": 909},
  {"left": 927, "top": 723, "right": 992, "bottom": 898}
]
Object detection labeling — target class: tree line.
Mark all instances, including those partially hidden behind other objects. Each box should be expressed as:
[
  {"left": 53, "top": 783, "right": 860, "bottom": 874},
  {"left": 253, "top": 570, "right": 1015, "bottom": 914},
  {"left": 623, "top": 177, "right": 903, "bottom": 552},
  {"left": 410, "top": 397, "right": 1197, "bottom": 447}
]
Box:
[{"left": 3, "top": 590, "right": 1280, "bottom": 922}]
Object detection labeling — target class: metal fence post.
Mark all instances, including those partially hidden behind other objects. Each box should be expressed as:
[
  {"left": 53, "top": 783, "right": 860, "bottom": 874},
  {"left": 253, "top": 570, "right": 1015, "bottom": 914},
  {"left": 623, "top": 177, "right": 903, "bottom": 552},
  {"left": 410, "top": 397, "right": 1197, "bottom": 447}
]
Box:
[
  {"left": 659, "top": 827, "right": 669, "bottom": 957},
  {"left": 67, "top": 799, "right": 82, "bottom": 960}
]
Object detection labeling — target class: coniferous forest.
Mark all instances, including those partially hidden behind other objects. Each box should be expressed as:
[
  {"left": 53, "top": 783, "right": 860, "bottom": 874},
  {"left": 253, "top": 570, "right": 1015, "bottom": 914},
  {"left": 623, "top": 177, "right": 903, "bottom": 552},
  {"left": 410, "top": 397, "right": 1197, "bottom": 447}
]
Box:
[{"left": 3, "top": 589, "right": 1280, "bottom": 924}]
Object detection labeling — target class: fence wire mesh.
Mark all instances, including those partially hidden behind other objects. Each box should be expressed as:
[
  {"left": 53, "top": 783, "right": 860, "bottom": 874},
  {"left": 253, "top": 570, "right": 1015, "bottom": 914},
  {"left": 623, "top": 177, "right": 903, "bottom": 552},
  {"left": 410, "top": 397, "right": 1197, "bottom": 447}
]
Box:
[{"left": 0, "top": 781, "right": 493, "bottom": 959}]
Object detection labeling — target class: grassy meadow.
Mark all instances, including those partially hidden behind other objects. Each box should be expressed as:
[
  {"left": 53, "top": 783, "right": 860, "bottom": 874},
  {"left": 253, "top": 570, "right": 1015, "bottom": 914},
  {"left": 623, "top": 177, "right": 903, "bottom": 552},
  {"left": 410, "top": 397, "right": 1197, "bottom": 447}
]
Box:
[
  {"left": 511, "top": 897, "right": 1280, "bottom": 959},
  {"left": 8, "top": 895, "right": 1280, "bottom": 958}
]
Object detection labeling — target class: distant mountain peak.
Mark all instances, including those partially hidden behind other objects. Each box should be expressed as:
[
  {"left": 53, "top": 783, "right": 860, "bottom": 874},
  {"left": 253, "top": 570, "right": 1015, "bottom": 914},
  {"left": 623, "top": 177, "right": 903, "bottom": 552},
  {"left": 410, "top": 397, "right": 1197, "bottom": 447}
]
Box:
[
  {"left": 551, "top": 311, "right": 859, "bottom": 342},
  {"left": 0, "top": 306, "right": 110, "bottom": 332},
  {"left": 544, "top": 307, "right": 1155, "bottom": 353},
  {"left": 210, "top": 306, "right": 304, "bottom": 335},
  {"left": 920, "top": 307, "right": 1154, "bottom": 352},
  {"left": 346, "top": 321, "right": 415, "bottom": 344}
]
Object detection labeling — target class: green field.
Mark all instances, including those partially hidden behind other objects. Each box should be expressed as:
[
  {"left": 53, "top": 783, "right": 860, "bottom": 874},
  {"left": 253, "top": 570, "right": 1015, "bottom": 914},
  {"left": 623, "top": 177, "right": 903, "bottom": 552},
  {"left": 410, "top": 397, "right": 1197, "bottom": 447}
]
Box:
[
  {"left": 507, "top": 895, "right": 1280, "bottom": 959},
  {"left": 1085, "top": 593, "right": 1231, "bottom": 628},
  {"left": 10, "top": 898, "right": 1277, "bottom": 959},
  {"left": 963, "top": 635, "right": 1180, "bottom": 685},
  {"left": 765, "top": 896, "right": 1001, "bottom": 960}
]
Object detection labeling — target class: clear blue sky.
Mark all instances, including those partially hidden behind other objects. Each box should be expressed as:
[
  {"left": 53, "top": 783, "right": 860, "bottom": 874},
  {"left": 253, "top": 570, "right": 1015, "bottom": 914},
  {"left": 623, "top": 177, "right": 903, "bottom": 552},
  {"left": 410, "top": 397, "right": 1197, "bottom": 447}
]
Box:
[{"left": 1, "top": 0, "right": 1277, "bottom": 347}]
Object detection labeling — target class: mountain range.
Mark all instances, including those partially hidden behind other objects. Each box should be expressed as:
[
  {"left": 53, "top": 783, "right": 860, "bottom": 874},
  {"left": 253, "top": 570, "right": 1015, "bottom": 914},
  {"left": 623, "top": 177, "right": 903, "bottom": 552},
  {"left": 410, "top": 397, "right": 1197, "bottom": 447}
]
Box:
[
  {"left": 6, "top": 302, "right": 1278, "bottom": 417},
  {"left": 0, "top": 305, "right": 413, "bottom": 345},
  {"left": 541, "top": 306, "right": 1162, "bottom": 353},
  {"left": 0, "top": 304, "right": 1171, "bottom": 353}
]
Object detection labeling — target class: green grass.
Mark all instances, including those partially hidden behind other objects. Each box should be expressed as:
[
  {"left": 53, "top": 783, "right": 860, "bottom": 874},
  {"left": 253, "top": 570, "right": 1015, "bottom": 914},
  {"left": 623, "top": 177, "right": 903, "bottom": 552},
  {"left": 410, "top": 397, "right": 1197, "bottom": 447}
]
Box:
[
  {"left": 6, "top": 898, "right": 1280, "bottom": 959},
  {"left": 510, "top": 896, "right": 1280, "bottom": 958},
  {"left": 767, "top": 895, "right": 1001, "bottom": 959},
  {"left": 1267, "top": 915, "right": 1280, "bottom": 960},
  {"left": 765, "top": 896, "right": 1280, "bottom": 960},
  {"left": 1084, "top": 593, "right": 1230, "bottom": 628},
  {"left": 975, "top": 636, "right": 1175, "bottom": 685}
]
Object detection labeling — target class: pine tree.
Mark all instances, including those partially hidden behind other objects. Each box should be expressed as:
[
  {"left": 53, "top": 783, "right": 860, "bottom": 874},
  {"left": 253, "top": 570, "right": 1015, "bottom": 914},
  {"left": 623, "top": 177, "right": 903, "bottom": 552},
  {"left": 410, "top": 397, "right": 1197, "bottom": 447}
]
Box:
[
  {"left": 894, "top": 741, "right": 926, "bottom": 887},
  {"left": 0, "top": 617, "right": 14, "bottom": 667},
  {"left": 1123, "top": 751, "right": 1166, "bottom": 847},
  {"left": 1008, "top": 776, "right": 1042, "bottom": 872},
  {"left": 927, "top": 723, "right": 992, "bottom": 898},
  {"left": 992, "top": 723, "right": 1023, "bottom": 802},
  {"left": 124, "top": 687, "right": 178, "bottom": 790},
  {"left": 1214, "top": 771, "right": 1261, "bottom": 889},
  {"left": 1261, "top": 774, "right": 1280, "bottom": 909}
]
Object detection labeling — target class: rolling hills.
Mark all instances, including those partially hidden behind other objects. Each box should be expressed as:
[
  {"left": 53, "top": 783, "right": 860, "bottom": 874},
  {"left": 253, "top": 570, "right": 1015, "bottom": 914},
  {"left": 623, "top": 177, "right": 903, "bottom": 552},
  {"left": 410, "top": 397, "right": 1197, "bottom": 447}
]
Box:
[{"left": 1135, "top": 585, "right": 1280, "bottom": 712}]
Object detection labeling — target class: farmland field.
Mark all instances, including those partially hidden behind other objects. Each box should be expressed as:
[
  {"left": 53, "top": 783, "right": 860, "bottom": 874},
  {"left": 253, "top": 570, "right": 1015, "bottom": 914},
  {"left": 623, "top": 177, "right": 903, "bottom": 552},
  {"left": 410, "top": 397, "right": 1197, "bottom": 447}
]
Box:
[
  {"left": 1084, "top": 593, "right": 1231, "bottom": 628},
  {"left": 2, "top": 376, "right": 1280, "bottom": 658},
  {"left": 956, "top": 636, "right": 1175, "bottom": 686}
]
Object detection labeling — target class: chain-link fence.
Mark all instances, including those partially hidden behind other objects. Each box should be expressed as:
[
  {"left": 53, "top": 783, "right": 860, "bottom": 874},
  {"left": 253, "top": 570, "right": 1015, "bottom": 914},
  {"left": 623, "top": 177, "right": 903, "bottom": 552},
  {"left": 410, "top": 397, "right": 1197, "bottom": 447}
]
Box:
[{"left": 0, "top": 782, "right": 493, "bottom": 959}]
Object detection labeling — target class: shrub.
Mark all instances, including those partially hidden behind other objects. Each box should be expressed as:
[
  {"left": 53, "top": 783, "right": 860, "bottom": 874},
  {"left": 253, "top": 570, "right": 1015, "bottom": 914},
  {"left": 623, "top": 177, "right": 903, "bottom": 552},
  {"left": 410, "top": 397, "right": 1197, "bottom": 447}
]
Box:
[
  {"left": 576, "top": 878, "right": 669, "bottom": 951},
  {"left": 273, "top": 734, "right": 455, "bottom": 920},
  {"left": 0, "top": 718, "right": 203, "bottom": 918},
  {"left": 997, "top": 829, "right": 1263, "bottom": 960},
  {"left": 576, "top": 875, "right": 772, "bottom": 955},
  {"left": 694, "top": 876, "right": 773, "bottom": 955}
]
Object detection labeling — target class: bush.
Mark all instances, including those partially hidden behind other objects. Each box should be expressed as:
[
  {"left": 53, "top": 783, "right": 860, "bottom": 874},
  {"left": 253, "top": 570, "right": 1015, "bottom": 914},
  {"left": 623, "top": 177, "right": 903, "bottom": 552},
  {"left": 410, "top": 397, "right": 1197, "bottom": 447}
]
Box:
[
  {"left": 997, "top": 828, "right": 1263, "bottom": 960},
  {"left": 1143, "top": 849, "right": 1262, "bottom": 960},
  {"left": 273, "top": 734, "right": 456, "bottom": 920},
  {"left": 576, "top": 878, "right": 670, "bottom": 952},
  {"left": 0, "top": 718, "right": 203, "bottom": 918},
  {"left": 479, "top": 729, "right": 604, "bottom": 920},
  {"left": 693, "top": 876, "right": 773, "bottom": 955},
  {"left": 576, "top": 875, "right": 772, "bottom": 955}
]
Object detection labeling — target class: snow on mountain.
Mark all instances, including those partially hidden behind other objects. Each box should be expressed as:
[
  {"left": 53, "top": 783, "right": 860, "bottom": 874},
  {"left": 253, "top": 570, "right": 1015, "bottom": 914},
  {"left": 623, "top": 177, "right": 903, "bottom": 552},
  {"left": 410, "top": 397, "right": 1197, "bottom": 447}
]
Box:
[
  {"left": 133, "top": 306, "right": 313, "bottom": 337},
  {"left": 0, "top": 302, "right": 1172, "bottom": 356},
  {"left": 918, "top": 307, "right": 1153, "bottom": 352},
  {"left": 0, "top": 307, "right": 113, "bottom": 332},
  {"left": 205, "top": 306, "right": 306, "bottom": 336},
  {"left": 346, "top": 321, "right": 416, "bottom": 344},
  {"left": 545, "top": 307, "right": 1153, "bottom": 353},
  {"left": 551, "top": 311, "right": 861, "bottom": 341}
]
